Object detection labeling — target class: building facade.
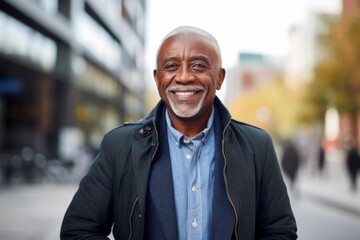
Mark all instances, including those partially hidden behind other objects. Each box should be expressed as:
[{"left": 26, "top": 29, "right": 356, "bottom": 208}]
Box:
[
  {"left": 342, "top": 0, "right": 360, "bottom": 17},
  {"left": 225, "top": 52, "right": 284, "bottom": 104},
  {"left": 285, "top": 10, "right": 338, "bottom": 89},
  {"left": 0, "top": 0, "right": 147, "bottom": 161}
]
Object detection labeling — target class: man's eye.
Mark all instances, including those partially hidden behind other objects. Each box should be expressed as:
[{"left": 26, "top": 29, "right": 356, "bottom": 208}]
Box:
[
  {"left": 191, "top": 63, "right": 206, "bottom": 71},
  {"left": 164, "top": 64, "right": 179, "bottom": 71}
]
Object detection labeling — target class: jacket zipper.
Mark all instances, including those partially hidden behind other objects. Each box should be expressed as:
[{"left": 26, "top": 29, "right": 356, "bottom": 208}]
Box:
[
  {"left": 150, "top": 121, "right": 159, "bottom": 162},
  {"left": 222, "top": 119, "right": 239, "bottom": 240},
  {"left": 128, "top": 196, "right": 139, "bottom": 240}
]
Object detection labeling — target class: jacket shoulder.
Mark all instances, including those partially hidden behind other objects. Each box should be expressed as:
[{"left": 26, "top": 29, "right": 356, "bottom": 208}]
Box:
[
  {"left": 106, "top": 120, "right": 141, "bottom": 136},
  {"left": 227, "top": 119, "right": 274, "bottom": 153},
  {"left": 230, "top": 119, "right": 270, "bottom": 139},
  {"left": 102, "top": 118, "right": 153, "bottom": 142}
]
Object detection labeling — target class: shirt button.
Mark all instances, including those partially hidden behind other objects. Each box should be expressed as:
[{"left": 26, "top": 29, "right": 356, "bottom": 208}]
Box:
[
  {"left": 192, "top": 219, "right": 198, "bottom": 228},
  {"left": 186, "top": 154, "right": 192, "bottom": 160},
  {"left": 191, "top": 186, "right": 197, "bottom": 192},
  {"left": 183, "top": 138, "right": 190, "bottom": 144}
]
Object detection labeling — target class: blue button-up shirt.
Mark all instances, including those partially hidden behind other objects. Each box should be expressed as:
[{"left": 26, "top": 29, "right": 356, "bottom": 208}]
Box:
[{"left": 166, "top": 109, "right": 215, "bottom": 240}]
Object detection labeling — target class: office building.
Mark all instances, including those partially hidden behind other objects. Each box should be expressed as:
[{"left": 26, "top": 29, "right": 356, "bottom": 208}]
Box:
[{"left": 0, "top": 0, "right": 147, "bottom": 160}]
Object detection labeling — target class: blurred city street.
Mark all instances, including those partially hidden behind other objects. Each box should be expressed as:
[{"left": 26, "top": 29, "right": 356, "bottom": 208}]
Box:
[
  {"left": 0, "top": 183, "right": 78, "bottom": 240},
  {"left": 291, "top": 159, "right": 360, "bottom": 240},
  {"left": 0, "top": 158, "right": 359, "bottom": 240}
]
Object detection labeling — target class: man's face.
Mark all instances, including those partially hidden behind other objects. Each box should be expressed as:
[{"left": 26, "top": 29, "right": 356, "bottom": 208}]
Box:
[{"left": 154, "top": 33, "right": 225, "bottom": 121}]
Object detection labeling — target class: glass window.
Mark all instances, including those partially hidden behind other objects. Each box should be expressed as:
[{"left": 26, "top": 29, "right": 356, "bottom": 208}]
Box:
[
  {"left": 28, "top": 0, "right": 58, "bottom": 14},
  {"left": 73, "top": 55, "right": 120, "bottom": 99},
  {"left": 73, "top": 12, "right": 122, "bottom": 71},
  {"left": 0, "top": 12, "right": 56, "bottom": 71}
]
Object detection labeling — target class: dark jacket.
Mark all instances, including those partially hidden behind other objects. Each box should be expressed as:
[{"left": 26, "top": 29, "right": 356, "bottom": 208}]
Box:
[
  {"left": 346, "top": 147, "right": 360, "bottom": 174},
  {"left": 60, "top": 97, "right": 297, "bottom": 240},
  {"left": 281, "top": 142, "right": 300, "bottom": 183}
]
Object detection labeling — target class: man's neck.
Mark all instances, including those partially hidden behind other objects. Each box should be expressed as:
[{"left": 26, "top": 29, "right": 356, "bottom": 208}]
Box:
[{"left": 167, "top": 110, "right": 212, "bottom": 138}]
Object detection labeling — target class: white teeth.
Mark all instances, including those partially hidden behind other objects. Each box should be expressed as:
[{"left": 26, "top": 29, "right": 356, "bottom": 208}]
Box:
[{"left": 175, "top": 91, "right": 195, "bottom": 95}]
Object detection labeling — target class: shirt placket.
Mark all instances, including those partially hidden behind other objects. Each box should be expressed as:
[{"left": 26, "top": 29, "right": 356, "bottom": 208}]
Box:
[{"left": 185, "top": 137, "right": 203, "bottom": 240}]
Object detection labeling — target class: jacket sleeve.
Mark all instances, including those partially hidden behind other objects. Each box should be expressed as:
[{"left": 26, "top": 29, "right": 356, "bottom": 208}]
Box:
[
  {"left": 256, "top": 134, "right": 297, "bottom": 240},
  {"left": 60, "top": 135, "right": 114, "bottom": 239}
]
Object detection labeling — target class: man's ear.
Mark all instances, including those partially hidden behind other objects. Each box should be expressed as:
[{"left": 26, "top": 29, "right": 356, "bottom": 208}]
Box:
[
  {"left": 216, "top": 68, "right": 226, "bottom": 90},
  {"left": 153, "top": 69, "right": 158, "bottom": 86}
]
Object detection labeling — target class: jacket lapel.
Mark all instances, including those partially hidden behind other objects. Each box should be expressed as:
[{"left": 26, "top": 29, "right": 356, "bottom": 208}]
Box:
[
  {"left": 145, "top": 108, "right": 178, "bottom": 239},
  {"left": 212, "top": 113, "right": 236, "bottom": 240},
  {"left": 147, "top": 137, "right": 178, "bottom": 239}
]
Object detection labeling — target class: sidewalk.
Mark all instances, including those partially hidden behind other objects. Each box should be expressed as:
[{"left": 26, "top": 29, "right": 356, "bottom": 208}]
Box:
[
  {"left": 295, "top": 159, "right": 360, "bottom": 217},
  {"left": 0, "top": 183, "right": 78, "bottom": 240}
]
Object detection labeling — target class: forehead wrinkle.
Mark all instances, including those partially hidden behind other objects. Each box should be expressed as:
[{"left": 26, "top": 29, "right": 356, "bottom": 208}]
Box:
[{"left": 157, "top": 42, "right": 189, "bottom": 67}]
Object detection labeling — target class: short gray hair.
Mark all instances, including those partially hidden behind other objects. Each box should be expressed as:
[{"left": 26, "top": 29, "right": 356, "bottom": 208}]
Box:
[{"left": 156, "top": 26, "right": 222, "bottom": 67}]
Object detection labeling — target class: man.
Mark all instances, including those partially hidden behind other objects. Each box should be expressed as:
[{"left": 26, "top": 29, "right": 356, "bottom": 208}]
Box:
[
  {"left": 281, "top": 138, "right": 300, "bottom": 190},
  {"left": 345, "top": 137, "right": 360, "bottom": 191},
  {"left": 61, "top": 26, "right": 297, "bottom": 240}
]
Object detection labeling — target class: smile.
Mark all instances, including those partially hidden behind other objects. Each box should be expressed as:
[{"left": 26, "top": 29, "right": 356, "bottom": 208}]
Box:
[
  {"left": 167, "top": 86, "right": 205, "bottom": 95},
  {"left": 174, "top": 91, "right": 198, "bottom": 95}
]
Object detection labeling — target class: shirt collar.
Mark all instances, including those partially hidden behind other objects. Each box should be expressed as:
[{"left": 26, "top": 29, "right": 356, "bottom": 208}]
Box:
[{"left": 166, "top": 107, "right": 215, "bottom": 147}]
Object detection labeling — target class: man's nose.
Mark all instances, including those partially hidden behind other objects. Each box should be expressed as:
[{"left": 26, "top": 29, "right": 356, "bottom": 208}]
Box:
[{"left": 176, "top": 66, "right": 194, "bottom": 83}]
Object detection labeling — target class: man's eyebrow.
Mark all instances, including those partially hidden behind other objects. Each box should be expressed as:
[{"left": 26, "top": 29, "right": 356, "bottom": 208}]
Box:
[
  {"left": 189, "top": 55, "right": 211, "bottom": 65},
  {"left": 158, "top": 55, "right": 212, "bottom": 67},
  {"left": 159, "top": 57, "right": 180, "bottom": 66},
  {"left": 164, "top": 57, "right": 180, "bottom": 62}
]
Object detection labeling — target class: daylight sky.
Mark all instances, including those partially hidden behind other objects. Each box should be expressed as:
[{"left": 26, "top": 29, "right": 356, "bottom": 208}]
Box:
[{"left": 145, "top": 0, "right": 340, "bottom": 70}]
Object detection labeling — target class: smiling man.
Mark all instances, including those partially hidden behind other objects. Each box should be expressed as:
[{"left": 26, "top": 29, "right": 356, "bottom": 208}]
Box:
[
  {"left": 154, "top": 27, "right": 225, "bottom": 137},
  {"left": 61, "top": 26, "right": 297, "bottom": 240}
]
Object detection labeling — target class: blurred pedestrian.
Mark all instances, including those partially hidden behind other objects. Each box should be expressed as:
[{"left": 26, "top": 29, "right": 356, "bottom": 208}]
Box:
[
  {"left": 281, "top": 138, "right": 301, "bottom": 189},
  {"left": 60, "top": 26, "right": 297, "bottom": 240},
  {"left": 345, "top": 138, "right": 360, "bottom": 191},
  {"left": 318, "top": 142, "right": 326, "bottom": 176}
]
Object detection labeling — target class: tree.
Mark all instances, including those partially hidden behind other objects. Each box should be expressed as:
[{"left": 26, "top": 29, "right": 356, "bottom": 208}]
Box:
[
  {"left": 305, "top": 12, "right": 360, "bottom": 143},
  {"left": 228, "top": 78, "right": 303, "bottom": 142}
]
